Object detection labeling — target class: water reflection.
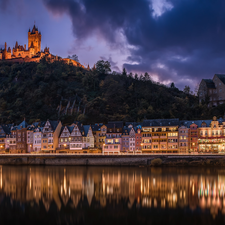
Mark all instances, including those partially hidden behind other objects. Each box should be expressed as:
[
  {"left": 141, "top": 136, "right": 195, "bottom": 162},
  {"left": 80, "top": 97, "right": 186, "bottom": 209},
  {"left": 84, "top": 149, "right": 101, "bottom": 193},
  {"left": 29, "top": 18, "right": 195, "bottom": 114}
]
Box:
[{"left": 1, "top": 166, "right": 225, "bottom": 224}]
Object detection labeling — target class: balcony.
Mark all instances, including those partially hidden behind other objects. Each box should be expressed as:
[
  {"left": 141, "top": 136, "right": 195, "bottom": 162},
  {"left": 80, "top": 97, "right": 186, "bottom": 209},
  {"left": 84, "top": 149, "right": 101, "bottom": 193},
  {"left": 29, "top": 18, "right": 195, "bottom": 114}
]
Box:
[
  {"left": 152, "top": 136, "right": 159, "bottom": 139},
  {"left": 56, "top": 147, "right": 69, "bottom": 150},
  {"left": 160, "top": 136, "right": 167, "bottom": 139}
]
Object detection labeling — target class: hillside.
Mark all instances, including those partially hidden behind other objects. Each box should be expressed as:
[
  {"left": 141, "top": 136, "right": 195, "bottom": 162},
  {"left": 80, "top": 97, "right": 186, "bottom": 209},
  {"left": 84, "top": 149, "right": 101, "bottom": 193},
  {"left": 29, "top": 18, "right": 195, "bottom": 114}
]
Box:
[{"left": 0, "top": 59, "right": 224, "bottom": 125}]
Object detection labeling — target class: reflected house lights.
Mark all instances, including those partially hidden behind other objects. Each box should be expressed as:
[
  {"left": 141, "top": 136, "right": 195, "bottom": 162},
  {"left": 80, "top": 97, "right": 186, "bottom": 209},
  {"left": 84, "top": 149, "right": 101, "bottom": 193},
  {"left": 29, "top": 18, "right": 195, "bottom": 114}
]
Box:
[{"left": 0, "top": 166, "right": 224, "bottom": 218}]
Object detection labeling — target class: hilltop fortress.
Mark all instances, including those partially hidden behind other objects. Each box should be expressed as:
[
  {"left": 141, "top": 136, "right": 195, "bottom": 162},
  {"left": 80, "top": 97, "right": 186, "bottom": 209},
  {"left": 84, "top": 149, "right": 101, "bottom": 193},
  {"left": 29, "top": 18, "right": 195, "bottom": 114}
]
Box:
[{"left": 0, "top": 25, "right": 84, "bottom": 67}]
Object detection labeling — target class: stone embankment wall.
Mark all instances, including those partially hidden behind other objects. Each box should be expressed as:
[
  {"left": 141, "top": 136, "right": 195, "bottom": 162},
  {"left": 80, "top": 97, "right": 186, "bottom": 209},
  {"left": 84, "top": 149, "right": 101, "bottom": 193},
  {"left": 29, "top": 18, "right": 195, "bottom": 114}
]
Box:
[{"left": 1, "top": 154, "right": 225, "bottom": 166}]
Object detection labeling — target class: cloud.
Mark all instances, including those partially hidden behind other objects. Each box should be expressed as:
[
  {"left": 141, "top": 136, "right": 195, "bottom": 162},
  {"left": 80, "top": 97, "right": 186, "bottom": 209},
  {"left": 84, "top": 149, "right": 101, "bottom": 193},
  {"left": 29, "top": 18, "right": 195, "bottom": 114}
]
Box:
[{"left": 43, "top": 0, "right": 225, "bottom": 89}]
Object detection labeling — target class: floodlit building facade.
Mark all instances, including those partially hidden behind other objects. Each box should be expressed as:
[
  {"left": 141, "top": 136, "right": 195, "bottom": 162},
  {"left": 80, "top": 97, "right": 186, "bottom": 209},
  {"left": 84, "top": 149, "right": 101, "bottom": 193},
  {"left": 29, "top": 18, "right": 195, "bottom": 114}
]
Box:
[
  {"left": 41, "top": 120, "right": 62, "bottom": 153},
  {"left": 198, "top": 117, "right": 225, "bottom": 153},
  {"left": 103, "top": 122, "right": 123, "bottom": 154},
  {"left": 142, "top": 119, "right": 180, "bottom": 153}
]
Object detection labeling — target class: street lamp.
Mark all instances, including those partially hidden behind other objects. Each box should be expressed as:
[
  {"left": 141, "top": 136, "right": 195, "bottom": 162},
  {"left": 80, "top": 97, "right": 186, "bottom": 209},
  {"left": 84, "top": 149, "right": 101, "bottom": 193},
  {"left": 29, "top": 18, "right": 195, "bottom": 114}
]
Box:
[{"left": 103, "top": 144, "right": 105, "bottom": 155}]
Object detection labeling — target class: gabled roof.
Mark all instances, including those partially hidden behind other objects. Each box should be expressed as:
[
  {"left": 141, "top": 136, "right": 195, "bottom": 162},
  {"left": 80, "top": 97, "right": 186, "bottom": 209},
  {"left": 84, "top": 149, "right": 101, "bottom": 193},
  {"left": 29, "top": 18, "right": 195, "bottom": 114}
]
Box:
[
  {"left": 202, "top": 79, "right": 216, "bottom": 89},
  {"left": 59, "top": 126, "right": 72, "bottom": 137},
  {"left": 2, "top": 125, "right": 10, "bottom": 134},
  {"left": 69, "top": 123, "right": 84, "bottom": 135},
  {"left": 48, "top": 120, "right": 60, "bottom": 131},
  {"left": 59, "top": 126, "right": 65, "bottom": 137},
  {"left": 215, "top": 74, "right": 225, "bottom": 85},
  {"left": 143, "top": 119, "right": 180, "bottom": 127},
  {"left": 0, "top": 125, "right": 10, "bottom": 137},
  {"left": 83, "top": 125, "right": 91, "bottom": 137},
  {"left": 67, "top": 126, "right": 74, "bottom": 133}
]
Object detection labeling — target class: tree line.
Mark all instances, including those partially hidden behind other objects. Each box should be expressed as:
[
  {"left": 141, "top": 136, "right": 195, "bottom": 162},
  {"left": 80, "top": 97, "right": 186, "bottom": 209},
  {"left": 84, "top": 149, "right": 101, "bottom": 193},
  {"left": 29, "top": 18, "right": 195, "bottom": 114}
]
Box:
[{"left": 0, "top": 58, "right": 224, "bottom": 125}]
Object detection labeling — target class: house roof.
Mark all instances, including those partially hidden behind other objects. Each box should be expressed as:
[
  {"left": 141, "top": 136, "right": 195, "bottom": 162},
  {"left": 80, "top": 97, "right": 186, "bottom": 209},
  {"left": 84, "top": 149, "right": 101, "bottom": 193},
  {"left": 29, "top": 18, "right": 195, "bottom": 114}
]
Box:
[
  {"left": 2, "top": 125, "right": 10, "bottom": 134},
  {"left": 91, "top": 124, "right": 101, "bottom": 132},
  {"left": 107, "top": 121, "right": 123, "bottom": 129},
  {"left": 215, "top": 74, "right": 225, "bottom": 85},
  {"left": 17, "top": 120, "right": 28, "bottom": 130},
  {"left": 27, "top": 126, "right": 35, "bottom": 131},
  {"left": 48, "top": 120, "right": 60, "bottom": 131},
  {"left": 202, "top": 79, "right": 216, "bottom": 89},
  {"left": 0, "top": 125, "right": 10, "bottom": 137},
  {"left": 59, "top": 125, "right": 73, "bottom": 136},
  {"left": 34, "top": 127, "right": 43, "bottom": 132},
  {"left": 124, "top": 122, "right": 143, "bottom": 128},
  {"left": 180, "top": 120, "right": 213, "bottom": 128},
  {"left": 67, "top": 126, "right": 74, "bottom": 133},
  {"left": 143, "top": 119, "right": 180, "bottom": 127},
  {"left": 122, "top": 127, "right": 132, "bottom": 135},
  {"left": 83, "top": 125, "right": 90, "bottom": 137}
]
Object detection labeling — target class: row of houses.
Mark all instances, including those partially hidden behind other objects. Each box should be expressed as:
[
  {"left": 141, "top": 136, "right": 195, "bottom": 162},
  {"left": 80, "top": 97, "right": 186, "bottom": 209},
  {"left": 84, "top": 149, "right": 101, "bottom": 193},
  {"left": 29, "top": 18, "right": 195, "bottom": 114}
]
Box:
[{"left": 0, "top": 117, "right": 225, "bottom": 154}]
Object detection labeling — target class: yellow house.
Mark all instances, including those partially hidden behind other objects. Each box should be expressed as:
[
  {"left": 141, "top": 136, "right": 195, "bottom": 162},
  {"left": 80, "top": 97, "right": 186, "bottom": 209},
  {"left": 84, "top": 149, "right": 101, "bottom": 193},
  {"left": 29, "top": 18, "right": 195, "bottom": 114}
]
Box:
[
  {"left": 91, "top": 124, "right": 107, "bottom": 150},
  {"left": 142, "top": 119, "right": 179, "bottom": 153}
]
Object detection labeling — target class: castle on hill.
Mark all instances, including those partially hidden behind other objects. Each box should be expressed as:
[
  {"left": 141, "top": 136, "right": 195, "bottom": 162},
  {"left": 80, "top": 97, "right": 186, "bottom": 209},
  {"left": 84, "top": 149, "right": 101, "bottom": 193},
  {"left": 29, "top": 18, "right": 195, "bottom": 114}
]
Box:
[{"left": 0, "top": 25, "right": 84, "bottom": 68}]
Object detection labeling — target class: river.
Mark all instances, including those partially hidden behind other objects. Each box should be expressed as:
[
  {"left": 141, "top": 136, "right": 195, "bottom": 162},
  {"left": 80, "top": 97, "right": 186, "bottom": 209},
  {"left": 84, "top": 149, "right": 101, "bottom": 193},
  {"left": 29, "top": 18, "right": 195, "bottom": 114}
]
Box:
[{"left": 0, "top": 165, "right": 225, "bottom": 224}]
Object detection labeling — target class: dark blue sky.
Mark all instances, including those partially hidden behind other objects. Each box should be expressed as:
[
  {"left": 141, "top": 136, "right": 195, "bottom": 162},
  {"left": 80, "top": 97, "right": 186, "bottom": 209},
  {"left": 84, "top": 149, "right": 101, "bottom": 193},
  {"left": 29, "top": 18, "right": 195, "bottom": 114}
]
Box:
[{"left": 1, "top": 0, "right": 225, "bottom": 90}]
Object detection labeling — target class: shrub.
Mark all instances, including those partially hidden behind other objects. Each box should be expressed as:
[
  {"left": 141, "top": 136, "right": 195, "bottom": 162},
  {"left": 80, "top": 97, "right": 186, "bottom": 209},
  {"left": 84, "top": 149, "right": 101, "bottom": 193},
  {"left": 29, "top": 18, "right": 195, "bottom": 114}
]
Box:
[{"left": 151, "top": 158, "right": 162, "bottom": 166}]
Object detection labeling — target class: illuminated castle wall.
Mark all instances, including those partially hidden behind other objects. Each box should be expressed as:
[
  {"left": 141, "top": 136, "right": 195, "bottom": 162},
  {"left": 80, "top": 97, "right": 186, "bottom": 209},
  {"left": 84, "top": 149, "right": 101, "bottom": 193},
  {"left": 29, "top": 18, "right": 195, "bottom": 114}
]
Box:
[
  {"left": 0, "top": 25, "right": 84, "bottom": 68},
  {"left": 0, "top": 25, "right": 42, "bottom": 60}
]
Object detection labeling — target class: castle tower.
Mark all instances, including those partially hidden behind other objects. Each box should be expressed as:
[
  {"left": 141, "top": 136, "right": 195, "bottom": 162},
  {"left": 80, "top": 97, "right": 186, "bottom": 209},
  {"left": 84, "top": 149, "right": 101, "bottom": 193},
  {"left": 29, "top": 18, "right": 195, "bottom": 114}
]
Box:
[
  {"left": 4, "top": 42, "right": 7, "bottom": 60},
  {"left": 28, "top": 25, "right": 41, "bottom": 54}
]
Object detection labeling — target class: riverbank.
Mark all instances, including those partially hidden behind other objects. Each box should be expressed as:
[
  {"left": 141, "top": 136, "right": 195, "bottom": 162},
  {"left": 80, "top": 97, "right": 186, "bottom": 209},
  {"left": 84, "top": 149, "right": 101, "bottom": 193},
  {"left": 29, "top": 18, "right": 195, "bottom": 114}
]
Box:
[{"left": 0, "top": 154, "right": 225, "bottom": 166}]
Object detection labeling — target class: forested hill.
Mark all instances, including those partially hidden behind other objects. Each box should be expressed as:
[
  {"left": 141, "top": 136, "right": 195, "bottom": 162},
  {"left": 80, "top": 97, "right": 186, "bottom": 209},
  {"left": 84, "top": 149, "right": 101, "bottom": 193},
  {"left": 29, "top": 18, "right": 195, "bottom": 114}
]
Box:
[{"left": 0, "top": 59, "right": 223, "bottom": 125}]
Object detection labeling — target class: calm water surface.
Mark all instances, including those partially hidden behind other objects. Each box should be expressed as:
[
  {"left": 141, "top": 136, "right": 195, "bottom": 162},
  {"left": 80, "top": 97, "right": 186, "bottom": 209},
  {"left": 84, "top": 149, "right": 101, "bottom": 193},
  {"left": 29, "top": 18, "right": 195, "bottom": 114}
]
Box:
[{"left": 0, "top": 165, "right": 225, "bottom": 224}]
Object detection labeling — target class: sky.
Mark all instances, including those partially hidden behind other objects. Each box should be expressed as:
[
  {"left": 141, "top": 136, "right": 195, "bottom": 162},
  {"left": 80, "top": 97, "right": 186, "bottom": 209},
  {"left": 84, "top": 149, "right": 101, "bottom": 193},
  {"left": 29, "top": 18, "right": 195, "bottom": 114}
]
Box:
[{"left": 1, "top": 0, "right": 225, "bottom": 90}]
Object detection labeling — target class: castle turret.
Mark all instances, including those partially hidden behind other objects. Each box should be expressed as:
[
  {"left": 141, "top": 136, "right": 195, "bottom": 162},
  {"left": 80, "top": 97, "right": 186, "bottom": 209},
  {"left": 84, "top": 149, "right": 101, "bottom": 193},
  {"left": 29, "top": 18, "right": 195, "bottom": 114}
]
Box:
[
  {"left": 92, "top": 64, "right": 96, "bottom": 71},
  {"left": 28, "top": 24, "right": 41, "bottom": 54}
]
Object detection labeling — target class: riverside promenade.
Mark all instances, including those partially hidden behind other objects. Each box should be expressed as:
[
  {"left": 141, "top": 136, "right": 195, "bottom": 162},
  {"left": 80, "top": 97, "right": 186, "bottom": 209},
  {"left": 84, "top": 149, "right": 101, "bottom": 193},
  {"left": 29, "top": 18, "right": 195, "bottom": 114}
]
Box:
[{"left": 0, "top": 154, "right": 225, "bottom": 166}]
